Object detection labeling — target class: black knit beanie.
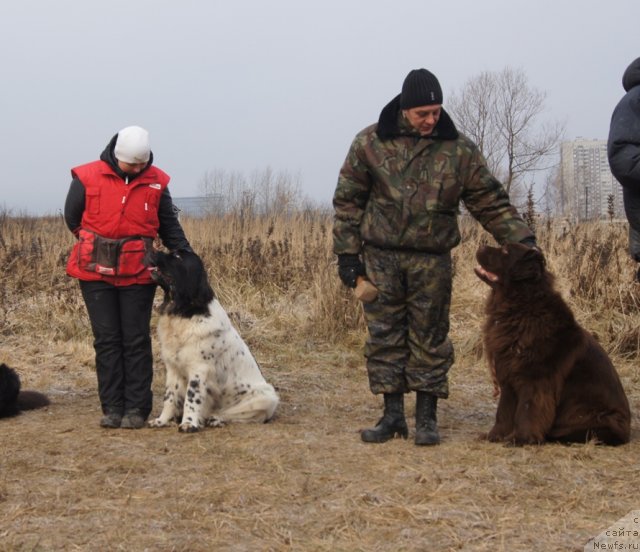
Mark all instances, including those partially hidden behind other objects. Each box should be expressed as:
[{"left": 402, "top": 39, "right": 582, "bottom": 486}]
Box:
[{"left": 400, "top": 68, "right": 443, "bottom": 109}]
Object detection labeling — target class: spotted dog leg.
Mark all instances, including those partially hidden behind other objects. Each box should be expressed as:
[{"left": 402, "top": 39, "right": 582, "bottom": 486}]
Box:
[
  {"left": 179, "top": 373, "right": 209, "bottom": 433},
  {"left": 149, "top": 366, "right": 185, "bottom": 428}
]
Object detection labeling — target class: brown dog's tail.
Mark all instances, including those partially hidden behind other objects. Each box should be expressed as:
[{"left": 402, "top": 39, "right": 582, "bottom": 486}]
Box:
[{"left": 17, "top": 390, "right": 50, "bottom": 411}]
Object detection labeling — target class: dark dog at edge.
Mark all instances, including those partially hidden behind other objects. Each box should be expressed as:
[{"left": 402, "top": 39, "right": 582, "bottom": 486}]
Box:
[
  {"left": 474, "top": 243, "right": 631, "bottom": 446},
  {"left": 0, "top": 363, "right": 50, "bottom": 418}
]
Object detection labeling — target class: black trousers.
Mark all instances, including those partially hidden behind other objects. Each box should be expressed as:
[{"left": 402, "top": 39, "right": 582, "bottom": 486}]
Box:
[{"left": 79, "top": 280, "right": 157, "bottom": 418}]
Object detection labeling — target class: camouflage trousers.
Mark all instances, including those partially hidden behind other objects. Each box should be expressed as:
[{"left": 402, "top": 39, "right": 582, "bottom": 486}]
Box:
[{"left": 361, "top": 245, "right": 454, "bottom": 398}]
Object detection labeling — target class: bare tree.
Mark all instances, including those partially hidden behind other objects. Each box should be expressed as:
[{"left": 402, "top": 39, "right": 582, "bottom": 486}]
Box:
[
  {"left": 447, "top": 71, "right": 504, "bottom": 176},
  {"left": 607, "top": 193, "right": 615, "bottom": 222},
  {"left": 448, "top": 67, "right": 564, "bottom": 202},
  {"left": 523, "top": 186, "right": 537, "bottom": 233},
  {"left": 249, "top": 167, "right": 303, "bottom": 216},
  {"left": 198, "top": 168, "right": 246, "bottom": 215},
  {"left": 198, "top": 167, "right": 304, "bottom": 216},
  {"left": 539, "top": 165, "right": 563, "bottom": 218}
]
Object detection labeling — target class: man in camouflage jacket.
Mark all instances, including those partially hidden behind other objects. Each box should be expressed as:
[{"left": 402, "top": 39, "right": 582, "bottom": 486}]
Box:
[{"left": 333, "top": 68, "right": 535, "bottom": 446}]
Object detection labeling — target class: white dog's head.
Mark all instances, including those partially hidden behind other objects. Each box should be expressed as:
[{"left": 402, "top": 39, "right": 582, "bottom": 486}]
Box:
[{"left": 151, "top": 249, "right": 214, "bottom": 317}]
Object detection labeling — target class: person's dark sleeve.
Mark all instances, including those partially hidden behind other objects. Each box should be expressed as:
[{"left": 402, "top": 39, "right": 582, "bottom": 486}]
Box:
[
  {"left": 607, "top": 94, "right": 640, "bottom": 187},
  {"left": 333, "top": 134, "right": 372, "bottom": 255},
  {"left": 157, "top": 188, "right": 192, "bottom": 252},
  {"left": 64, "top": 178, "right": 85, "bottom": 235}
]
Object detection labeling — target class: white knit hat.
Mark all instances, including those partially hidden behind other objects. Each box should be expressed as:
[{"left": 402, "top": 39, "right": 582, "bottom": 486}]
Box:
[{"left": 114, "top": 125, "right": 151, "bottom": 164}]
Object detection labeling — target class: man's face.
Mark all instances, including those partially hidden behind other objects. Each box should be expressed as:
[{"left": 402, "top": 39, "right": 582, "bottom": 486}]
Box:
[{"left": 403, "top": 104, "right": 442, "bottom": 136}]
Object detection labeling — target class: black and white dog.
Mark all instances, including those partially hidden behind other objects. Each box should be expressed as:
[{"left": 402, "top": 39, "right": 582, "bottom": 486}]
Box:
[
  {"left": 149, "top": 249, "right": 279, "bottom": 432},
  {"left": 0, "top": 363, "right": 50, "bottom": 418}
]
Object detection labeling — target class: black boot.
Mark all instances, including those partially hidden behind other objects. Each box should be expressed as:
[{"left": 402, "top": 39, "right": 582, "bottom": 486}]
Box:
[
  {"left": 415, "top": 392, "right": 440, "bottom": 446},
  {"left": 361, "top": 393, "right": 408, "bottom": 443}
]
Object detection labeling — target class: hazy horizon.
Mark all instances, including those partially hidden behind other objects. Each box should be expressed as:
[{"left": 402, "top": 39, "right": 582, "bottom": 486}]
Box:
[{"left": 1, "top": 0, "right": 638, "bottom": 215}]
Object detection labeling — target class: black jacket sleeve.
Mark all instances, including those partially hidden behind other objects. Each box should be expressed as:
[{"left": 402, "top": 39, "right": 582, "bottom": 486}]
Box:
[
  {"left": 608, "top": 89, "right": 640, "bottom": 187},
  {"left": 157, "top": 188, "right": 192, "bottom": 252},
  {"left": 64, "top": 178, "right": 85, "bottom": 234}
]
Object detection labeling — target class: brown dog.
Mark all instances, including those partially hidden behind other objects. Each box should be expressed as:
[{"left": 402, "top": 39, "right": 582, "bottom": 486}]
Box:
[{"left": 474, "top": 243, "right": 631, "bottom": 446}]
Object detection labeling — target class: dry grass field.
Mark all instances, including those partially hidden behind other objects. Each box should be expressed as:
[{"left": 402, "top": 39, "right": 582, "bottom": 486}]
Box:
[{"left": 1, "top": 210, "right": 639, "bottom": 551}]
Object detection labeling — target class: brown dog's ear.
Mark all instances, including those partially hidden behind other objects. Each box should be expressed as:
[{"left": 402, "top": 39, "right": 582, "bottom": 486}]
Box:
[
  {"left": 525, "top": 246, "right": 545, "bottom": 266},
  {"left": 510, "top": 247, "right": 545, "bottom": 281}
]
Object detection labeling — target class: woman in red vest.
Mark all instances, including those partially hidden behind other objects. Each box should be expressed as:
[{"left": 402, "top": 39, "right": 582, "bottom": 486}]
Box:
[{"left": 64, "top": 125, "right": 192, "bottom": 429}]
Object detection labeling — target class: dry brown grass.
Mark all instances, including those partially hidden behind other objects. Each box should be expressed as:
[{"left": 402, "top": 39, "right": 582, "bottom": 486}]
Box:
[{"left": 1, "top": 211, "right": 639, "bottom": 551}]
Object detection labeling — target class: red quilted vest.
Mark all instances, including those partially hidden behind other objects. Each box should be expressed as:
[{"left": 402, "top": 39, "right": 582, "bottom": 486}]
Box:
[{"left": 66, "top": 160, "right": 170, "bottom": 285}]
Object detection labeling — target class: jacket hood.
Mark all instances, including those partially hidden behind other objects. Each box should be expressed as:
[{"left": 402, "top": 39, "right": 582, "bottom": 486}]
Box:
[
  {"left": 622, "top": 57, "right": 640, "bottom": 92},
  {"left": 100, "top": 133, "right": 154, "bottom": 180},
  {"left": 376, "top": 94, "right": 459, "bottom": 141}
]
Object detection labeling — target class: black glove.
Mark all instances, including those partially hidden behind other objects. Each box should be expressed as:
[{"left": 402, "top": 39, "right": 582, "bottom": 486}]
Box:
[
  {"left": 519, "top": 237, "right": 538, "bottom": 249},
  {"left": 337, "top": 254, "right": 366, "bottom": 288}
]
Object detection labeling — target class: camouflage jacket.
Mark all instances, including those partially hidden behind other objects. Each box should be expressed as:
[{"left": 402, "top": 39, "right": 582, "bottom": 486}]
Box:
[{"left": 333, "top": 95, "right": 534, "bottom": 255}]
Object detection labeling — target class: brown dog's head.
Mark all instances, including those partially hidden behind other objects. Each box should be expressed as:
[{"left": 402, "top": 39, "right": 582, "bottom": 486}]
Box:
[{"left": 474, "top": 243, "right": 546, "bottom": 288}]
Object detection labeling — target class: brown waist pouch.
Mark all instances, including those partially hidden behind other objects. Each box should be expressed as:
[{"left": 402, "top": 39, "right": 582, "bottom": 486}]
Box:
[{"left": 77, "top": 229, "right": 154, "bottom": 277}]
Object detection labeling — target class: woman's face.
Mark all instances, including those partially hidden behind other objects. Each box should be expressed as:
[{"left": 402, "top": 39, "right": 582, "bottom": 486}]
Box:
[{"left": 117, "top": 160, "right": 147, "bottom": 175}]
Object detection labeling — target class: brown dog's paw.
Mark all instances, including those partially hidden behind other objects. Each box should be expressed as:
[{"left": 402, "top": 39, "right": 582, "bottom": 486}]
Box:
[
  {"left": 486, "top": 426, "right": 509, "bottom": 442},
  {"left": 511, "top": 433, "right": 546, "bottom": 446}
]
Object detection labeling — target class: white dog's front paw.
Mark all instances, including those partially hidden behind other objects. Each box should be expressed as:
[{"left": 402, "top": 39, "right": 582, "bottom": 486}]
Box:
[
  {"left": 178, "top": 423, "right": 201, "bottom": 433},
  {"left": 148, "top": 417, "right": 172, "bottom": 428},
  {"left": 205, "top": 416, "right": 226, "bottom": 428}
]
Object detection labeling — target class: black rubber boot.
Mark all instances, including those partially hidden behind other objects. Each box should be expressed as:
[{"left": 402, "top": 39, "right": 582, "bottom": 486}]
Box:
[
  {"left": 415, "top": 392, "right": 440, "bottom": 446},
  {"left": 361, "top": 393, "right": 408, "bottom": 443},
  {"left": 100, "top": 408, "right": 123, "bottom": 429}
]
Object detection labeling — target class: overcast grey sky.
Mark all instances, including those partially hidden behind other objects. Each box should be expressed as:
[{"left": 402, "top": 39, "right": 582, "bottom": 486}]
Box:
[{"left": 1, "top": 0, "right": 638, "bottom": 215}]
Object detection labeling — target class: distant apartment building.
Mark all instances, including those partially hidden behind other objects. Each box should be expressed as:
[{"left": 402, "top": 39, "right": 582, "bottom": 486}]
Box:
[{"left": 559, "top": 138, "right": 624, "bottom": 220}]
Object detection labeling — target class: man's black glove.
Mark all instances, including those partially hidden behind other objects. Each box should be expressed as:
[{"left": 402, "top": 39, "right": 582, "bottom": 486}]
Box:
[
  {"left": 519, "top": 237, "right": 538, "bottom": 248},
  {"left": 337, "top": 254, "right": 366, "bottom": 288}
]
